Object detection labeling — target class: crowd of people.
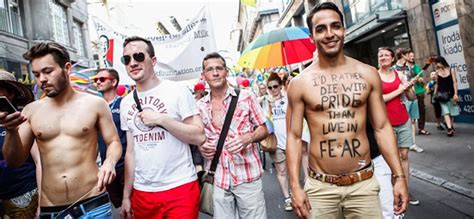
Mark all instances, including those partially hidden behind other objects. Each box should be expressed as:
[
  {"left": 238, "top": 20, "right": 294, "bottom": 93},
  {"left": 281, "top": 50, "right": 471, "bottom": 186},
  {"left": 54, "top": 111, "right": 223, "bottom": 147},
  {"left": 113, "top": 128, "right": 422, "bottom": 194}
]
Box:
[{"left": 0, "top": 2, "right": 462, "bottom": 219}]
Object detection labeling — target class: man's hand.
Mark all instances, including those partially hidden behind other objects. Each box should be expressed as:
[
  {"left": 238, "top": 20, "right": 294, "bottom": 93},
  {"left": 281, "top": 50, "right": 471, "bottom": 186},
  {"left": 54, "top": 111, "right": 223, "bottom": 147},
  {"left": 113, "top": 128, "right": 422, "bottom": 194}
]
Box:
[
  {"left": 416, "top": 77, "right": 424, "bottom": 84},
  {"left": 0, "top": 112, "right": 27, "bottom": 130},
  {"left": 393, "top": 179, "right": 409, "bottom": 215},
  {"left": 120, "top": 198, "right": 133, "bottom": 219},
  {"left": 97, "top": 161, "right": 116, "bottom": 192},
  {"left": 138, "top": 110, "right": 170, "bottom": 127},
  {"left": 199, "top": 140, "right": 216, "bottom": 160},
  {"left": 226, "top": 133, "right": 252, "bottom": 154},
  {"left": 292, "top": 187, "right": 311, "bottom": 219}
]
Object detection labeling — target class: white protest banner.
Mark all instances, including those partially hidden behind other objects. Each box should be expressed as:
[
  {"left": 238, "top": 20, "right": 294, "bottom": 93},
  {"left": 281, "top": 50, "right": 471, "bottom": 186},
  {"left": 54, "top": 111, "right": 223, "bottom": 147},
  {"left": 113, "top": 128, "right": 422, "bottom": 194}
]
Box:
[{"left": 93, "top": 6, "right": 216, "bottom": 85}]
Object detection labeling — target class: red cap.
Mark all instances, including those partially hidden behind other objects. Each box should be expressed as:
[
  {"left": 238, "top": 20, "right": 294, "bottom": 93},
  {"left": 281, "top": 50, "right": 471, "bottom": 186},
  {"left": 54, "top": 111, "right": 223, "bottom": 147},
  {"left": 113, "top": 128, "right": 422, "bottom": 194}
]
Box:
[
  {"left": 241, "top": 79, "right": 250, "bottom": 87},
  {"left": 194, "top": 83, "right": 205, "bottom": 91}
]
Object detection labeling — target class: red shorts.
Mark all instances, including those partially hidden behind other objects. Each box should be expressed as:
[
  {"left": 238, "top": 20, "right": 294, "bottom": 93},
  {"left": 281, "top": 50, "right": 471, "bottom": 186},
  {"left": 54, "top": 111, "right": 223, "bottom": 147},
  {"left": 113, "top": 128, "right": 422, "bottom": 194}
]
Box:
[{"left": 131, "top": 180, "right": 200, "bottom": 219}]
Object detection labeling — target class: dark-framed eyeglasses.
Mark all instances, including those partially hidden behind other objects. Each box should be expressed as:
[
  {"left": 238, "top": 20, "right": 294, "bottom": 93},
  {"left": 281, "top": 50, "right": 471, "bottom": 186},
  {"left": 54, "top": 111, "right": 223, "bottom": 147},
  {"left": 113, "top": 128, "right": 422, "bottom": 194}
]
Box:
[
  {"left": 267, "top": 85, "right": 280, "bottom": 90},
  {"left": 121, "top": 52, "right": 146, "bottom": 65},
  {"left": 93, "top": 76, "right": 114, "bottom": 83}
]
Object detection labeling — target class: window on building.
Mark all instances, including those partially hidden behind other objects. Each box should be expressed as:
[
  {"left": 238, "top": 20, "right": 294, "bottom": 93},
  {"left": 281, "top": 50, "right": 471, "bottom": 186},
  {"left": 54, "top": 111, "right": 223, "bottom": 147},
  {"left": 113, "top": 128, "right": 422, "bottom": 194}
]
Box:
[
  {"left": 342, "top": 0, "right": 406, "bottom": 28},
  {"left": 73, "top": 21, "right": 85, "bottom": 57},
  {"left": 49, "top": 0, "right": 69, "bottom": 45},
  {"left": 0, "top": 0, "right": 24, "bottom": 36}
]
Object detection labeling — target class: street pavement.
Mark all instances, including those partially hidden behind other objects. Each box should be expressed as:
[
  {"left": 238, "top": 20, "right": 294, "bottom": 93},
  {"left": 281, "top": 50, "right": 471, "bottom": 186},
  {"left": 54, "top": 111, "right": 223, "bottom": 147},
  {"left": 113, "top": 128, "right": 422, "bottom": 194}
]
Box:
[
  {"left": 199, "top": 122, "right": 474, "bottom": 218},
  {"left": 410, "top": 122, "right": 474, "bottom": 199}
]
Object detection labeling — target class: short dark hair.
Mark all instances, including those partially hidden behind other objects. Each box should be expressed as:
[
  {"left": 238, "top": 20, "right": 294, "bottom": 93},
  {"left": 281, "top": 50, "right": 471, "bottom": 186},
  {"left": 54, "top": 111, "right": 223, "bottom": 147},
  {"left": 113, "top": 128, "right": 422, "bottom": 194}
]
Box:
[
  {"left": 435, "top": 56, "right": 450, "bottom": 68},
  {"left": 123, "top": 36, "right": 155, "bottom": 57},
  {"left": 23, "top": 42, "right": 70, "bottom": 68},
  {"left": 306, "top": 2, "right": 344, "bottom": 33},
  {"left": 267, "top": 72, "right": 282, "bottom": 85},
  {"left": 202, "top": 52, "right": 226, "bottom": 70},
  {"left": 395, "top": 47, "right": 410, "bottom": 60},
  {"left": 97, "top": 68, "right": 120, "bottom": 88}
]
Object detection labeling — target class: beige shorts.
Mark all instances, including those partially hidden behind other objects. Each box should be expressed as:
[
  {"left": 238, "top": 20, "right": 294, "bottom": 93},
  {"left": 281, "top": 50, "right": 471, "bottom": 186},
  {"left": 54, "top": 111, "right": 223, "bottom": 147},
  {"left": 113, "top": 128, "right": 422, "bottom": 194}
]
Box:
[
  {"left": 269, "top": 148, "right": 286, "bottom": 163},
  {"left": 304, "top": 175, "right": 381, "bottom": 219}
]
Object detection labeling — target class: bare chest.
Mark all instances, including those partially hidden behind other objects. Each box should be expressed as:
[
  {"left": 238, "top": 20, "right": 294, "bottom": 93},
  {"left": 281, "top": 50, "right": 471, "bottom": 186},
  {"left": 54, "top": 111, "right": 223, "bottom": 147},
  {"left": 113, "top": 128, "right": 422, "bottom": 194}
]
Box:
[
  {"left": 306, "top": 72, "right": 370, "bottom": 113},
  {"left": 30, "top": 106, "right": 97, "bottom": 140},
  {"left": 211, "top": 100, "right": 225, "bottom": 129}
]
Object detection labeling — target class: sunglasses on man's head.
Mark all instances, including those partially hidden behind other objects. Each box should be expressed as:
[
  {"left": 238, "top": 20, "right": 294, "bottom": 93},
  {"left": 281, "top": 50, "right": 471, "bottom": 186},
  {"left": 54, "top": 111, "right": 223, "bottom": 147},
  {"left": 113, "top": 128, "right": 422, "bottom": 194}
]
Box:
[
  {"left": 267, "top": 85, "right": 279, "bottom": 90},
  {"left": 93, "top": 76, "right": 114, "bottom": 83},
  {"left": 121, "top": 52, "right": 146, "bottom": 65}
]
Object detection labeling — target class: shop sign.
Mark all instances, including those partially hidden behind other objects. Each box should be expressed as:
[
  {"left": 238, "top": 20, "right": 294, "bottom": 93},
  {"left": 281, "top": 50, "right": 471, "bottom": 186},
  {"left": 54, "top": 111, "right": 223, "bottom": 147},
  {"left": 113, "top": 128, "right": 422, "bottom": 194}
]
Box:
[
  {"left": 432, "top": 0, "right": 457, "bottom": 26},
  {"left": 432, "top": 0, "right": 474, "bottom": 119}
]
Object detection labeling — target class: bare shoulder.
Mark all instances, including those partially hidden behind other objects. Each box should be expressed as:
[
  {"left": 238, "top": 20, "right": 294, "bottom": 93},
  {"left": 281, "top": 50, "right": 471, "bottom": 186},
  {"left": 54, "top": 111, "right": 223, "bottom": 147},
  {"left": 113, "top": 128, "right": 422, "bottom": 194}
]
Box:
[
  {"left": 76, "top": 91, "right": 108, "bottom": 109},
  {"left": 346, "top": 57, "right": 379, "bottom": 83},
  {"left": 22, "top": 100, "right": 43, "bottom": 117},
  {"left": 290, "top": 63, "right": 318, "bottom": 93}
]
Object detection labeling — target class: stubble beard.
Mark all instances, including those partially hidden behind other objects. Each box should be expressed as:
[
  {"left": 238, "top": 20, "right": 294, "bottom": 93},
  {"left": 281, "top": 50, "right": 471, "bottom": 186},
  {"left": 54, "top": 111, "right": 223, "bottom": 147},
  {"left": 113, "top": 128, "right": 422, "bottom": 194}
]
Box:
[{"left": 45, "top": 70, "right": 69, "bottom": 98}]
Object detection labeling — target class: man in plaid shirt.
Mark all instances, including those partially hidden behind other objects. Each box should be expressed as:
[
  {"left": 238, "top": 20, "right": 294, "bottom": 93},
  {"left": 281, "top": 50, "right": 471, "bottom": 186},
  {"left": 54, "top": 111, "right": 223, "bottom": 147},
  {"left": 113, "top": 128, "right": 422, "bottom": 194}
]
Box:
[{"left": 197, "top": 52, "right": 269, "bottom": 218}]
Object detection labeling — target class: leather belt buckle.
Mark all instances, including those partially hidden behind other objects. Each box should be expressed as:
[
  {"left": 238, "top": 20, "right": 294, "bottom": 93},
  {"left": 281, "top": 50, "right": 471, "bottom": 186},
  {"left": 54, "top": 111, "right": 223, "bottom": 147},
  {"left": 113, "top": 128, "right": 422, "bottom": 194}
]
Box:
[{"left": 335, "top": 175, "right": 353, "bottom": 186}]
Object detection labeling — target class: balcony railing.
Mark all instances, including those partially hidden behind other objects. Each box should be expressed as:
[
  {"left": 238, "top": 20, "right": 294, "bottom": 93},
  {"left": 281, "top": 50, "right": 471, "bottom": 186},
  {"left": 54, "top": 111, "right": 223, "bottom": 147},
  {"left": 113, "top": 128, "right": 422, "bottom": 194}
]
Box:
[{"left": 0, "top": 7, "right": 23, "bottom": 36}]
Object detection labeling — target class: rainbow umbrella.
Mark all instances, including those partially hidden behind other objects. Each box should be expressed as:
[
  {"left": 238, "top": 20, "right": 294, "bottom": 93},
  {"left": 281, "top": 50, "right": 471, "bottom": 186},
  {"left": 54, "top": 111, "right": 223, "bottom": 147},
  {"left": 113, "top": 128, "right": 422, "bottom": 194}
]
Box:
[{"left": 238, "top": 27, "right": 316, "bottom": 69}]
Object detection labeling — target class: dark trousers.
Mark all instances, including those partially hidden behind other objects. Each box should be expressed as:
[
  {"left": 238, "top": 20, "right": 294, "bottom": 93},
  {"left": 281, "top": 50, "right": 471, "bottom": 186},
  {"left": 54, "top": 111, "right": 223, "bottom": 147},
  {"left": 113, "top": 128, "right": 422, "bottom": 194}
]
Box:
[
  {"left": 417, "top": 94, "right": 426, "bottom": 130},
  {"left": 107, "top": 168, "right": 124, "bottom": 208}
]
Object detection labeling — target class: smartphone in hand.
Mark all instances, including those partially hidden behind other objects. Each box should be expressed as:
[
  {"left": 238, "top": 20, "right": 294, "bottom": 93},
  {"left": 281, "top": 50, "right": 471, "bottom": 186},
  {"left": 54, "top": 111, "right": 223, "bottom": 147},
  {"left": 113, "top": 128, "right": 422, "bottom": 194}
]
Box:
[{"left": 0, "top": 96, "right": 18, "bottom": 114}]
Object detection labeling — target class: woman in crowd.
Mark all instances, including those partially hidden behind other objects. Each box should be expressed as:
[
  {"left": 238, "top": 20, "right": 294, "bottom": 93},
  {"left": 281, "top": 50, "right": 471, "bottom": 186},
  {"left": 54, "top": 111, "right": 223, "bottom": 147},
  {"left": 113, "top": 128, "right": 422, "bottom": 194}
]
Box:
[
  {"left": 377, "top": 47, "right": 419, "bottom": 207},
  {"left": 264, "top": 73, "right": 310, "bottom": 212},
  {"left": 433, "top": 56, "right": 459, "bottom": 137}
]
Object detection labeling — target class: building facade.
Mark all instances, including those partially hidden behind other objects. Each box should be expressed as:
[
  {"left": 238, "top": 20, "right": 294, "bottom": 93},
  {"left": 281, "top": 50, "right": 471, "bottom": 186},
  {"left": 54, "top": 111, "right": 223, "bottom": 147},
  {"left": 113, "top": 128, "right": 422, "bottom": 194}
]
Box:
[
  {"left": 237, "top": 0, "right": 283, "bottom": 53},
  {"left": 238, "top": 0, "right": 474, "bottom": 123},
  {"left": 0, "top": 0, "right": 92, "bottom": 84}
]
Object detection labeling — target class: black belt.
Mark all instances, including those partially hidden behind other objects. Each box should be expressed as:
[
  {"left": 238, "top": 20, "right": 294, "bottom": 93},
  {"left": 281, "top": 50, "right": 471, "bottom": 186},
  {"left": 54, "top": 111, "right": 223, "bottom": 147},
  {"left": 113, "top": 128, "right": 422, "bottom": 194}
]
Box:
[{"left": 40, "top": 193, "right": 110, "bottom": 219}]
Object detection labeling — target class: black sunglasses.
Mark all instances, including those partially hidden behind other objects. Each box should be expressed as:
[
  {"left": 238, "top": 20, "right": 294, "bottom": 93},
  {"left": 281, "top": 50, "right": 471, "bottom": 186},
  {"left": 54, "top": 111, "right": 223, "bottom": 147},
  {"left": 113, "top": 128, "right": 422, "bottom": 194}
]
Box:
[
  {"left": 93, "top": 76, "right": 114, "bottom": 83},
  {"left": 267, "top": 85, "right": 279, "bottom": 90},
  {"left": 121, "top": 52, "right": 145, "bottom": 65}
]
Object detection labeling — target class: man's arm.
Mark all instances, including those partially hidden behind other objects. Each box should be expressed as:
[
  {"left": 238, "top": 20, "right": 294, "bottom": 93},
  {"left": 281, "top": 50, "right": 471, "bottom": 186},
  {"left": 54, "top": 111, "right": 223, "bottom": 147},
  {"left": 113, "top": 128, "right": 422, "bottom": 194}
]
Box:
[
  {"left": 121, "top": 132, "right": 135, "bottom": 219},
  {"left": 227, "top": 91, "right": 268, "bottom": 153},
  {"left": 286, "top": 78, "right": 311, "bottom": 218},
  {"left": 30, "top": 142, "right": 41, "bottom": 215},
  {"left": 367, "top": 69, "right": 408, "bottom": 215},
  {"left": 226, "top": 124, "right": 267, "bottom": 154},
  {"left": 96, "top": 99, "right": 122, "bottom": 191},
  {"left": 1, "top": 106, "right": 35, "bottom": 168},
  {"left": 139, "top": 112, "right": 206, "bottom": 146},
  {"left": 139, "top": 87, "right": 205, "bottom": 146}
]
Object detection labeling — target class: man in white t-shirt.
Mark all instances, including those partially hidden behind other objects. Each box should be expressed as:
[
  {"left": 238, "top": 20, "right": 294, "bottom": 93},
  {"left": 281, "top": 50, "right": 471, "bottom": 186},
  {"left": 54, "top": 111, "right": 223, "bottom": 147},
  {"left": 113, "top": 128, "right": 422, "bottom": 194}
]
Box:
[{"left": 119, "top": 36, "right": 206, "bottom": 218}]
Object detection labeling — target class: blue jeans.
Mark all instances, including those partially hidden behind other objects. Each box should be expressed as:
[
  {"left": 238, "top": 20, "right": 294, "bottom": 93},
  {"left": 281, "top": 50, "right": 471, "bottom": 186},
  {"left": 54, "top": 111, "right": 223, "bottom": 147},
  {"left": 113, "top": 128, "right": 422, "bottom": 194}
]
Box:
[
  {"left": 77, "top": 202, "right": 112, "bottom": 219},
  {"left": 40, "top": 193, "right": 112, "bottom": 219}
]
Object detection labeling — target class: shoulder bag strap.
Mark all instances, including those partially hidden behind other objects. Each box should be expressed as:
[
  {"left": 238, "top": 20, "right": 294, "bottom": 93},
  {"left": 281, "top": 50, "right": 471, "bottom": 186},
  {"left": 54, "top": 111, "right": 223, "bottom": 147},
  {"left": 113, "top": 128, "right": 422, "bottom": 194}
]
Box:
[
  {"left": 133, "top": 89, "right": 166, "bottom": 130},
  {"left": 209, "top": 89, "right": 240, "bottom": 174},
  {"left": 133, "top": 89, "right": 142, "bottom": 112}
]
